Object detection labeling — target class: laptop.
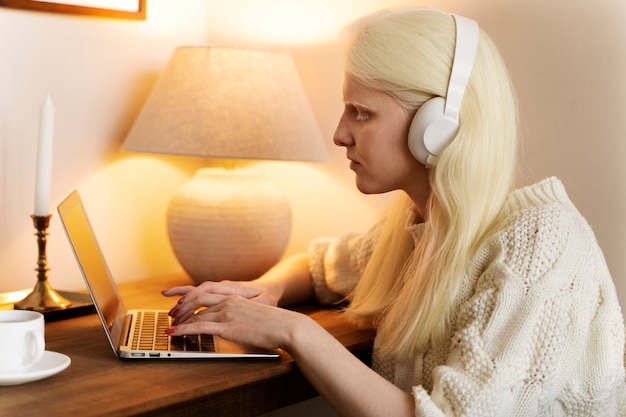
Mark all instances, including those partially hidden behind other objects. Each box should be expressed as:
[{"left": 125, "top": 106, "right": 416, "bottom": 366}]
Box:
[{"left": 57, "top": 190, "right": 280, "bottom": 360}]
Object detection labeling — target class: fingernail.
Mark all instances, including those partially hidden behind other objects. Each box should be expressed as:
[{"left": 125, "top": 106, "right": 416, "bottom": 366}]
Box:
[
  {"left": 169, "top": 306, "right": 179, "bottom": 317},
  {"left": 165, "top": 327, "right": 176, "bottom": 335},
  {"left": 177, "top": 296, "right": 186, "bottom": 305}
]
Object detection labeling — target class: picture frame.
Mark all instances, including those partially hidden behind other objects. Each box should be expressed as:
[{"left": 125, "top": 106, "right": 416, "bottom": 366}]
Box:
[{"left": 0, "top": 0, "right": 146, "bottom": 20}]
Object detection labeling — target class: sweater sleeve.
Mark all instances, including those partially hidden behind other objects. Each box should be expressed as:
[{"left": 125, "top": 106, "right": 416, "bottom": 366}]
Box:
[
  {"left": 413, "top": 203, "right": 625, "bottom": 416},
  {"left": 307, "top": 219, "right": 384, "bottom": 305}
]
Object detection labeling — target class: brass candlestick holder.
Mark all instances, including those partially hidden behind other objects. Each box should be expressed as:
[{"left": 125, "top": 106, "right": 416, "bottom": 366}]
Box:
[{"left": 14, "top": 215, "right": 71, "bottom": 311}]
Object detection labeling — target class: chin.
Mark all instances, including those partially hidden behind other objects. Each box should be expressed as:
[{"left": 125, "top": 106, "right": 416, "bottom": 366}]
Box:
[{"left": 355, "top": 180, "right": 387, "bottom": 195}]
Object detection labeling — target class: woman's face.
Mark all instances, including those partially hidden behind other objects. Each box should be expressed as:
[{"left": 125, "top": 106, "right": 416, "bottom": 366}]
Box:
[{"left": 333, "top": 76, "right": 429, "bottom": 203}]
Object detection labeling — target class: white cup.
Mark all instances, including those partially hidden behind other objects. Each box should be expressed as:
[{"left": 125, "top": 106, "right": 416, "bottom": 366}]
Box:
[{"left": 0, "top": 310, "right": 45, "bottom": 373}]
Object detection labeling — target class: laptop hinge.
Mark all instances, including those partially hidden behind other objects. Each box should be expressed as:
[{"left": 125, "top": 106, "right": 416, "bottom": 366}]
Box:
[{"left": 120, "top": 314, "right": 133, "bottom": 348}]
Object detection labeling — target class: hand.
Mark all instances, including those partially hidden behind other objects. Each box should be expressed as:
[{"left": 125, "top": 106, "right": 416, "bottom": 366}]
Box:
[
  {"left": 162, "top": 279, "right": 279, "bottom": 325},
  {"left": 164, "top": 290, "right": 311, "bottom": 351}
]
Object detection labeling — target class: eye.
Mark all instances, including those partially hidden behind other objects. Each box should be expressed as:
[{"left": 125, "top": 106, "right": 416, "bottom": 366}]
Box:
[
  {"left": 355, "top": 111, "right": 370, "bottom": 122},
  {"left": 346, "top": 104, "right": 370, "bottom": 122}
]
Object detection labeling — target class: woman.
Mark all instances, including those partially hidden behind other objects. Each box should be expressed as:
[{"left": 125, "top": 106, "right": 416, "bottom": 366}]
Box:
[{"left": 164, "top": 7, "right": 625, "bottom": 416}]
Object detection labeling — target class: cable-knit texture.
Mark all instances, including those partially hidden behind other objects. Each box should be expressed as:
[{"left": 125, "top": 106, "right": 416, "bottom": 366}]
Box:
[{"left": 308, "top": 177, "right": 625, "bottom": 416}]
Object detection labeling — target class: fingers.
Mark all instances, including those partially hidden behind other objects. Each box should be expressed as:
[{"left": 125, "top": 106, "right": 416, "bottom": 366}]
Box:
[
  {"left": 161, "top": 285, "right": 194, "bottom": 297},
  {"left": 166, "top": 300, "right": 232, "bottom": 335},
  {"left": 164, "top": 281, "right": 262, "bottom": 300},
  {"left": 169, "top": 293, "right": 231, "bottom": 325},
  {"left": 165, "top": 318, "right": 220, "bottom": 337}
]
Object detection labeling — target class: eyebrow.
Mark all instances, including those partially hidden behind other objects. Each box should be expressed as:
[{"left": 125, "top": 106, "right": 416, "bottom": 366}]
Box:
[{"left": 343, "top": 97, "right": 373, "bottom": 111}]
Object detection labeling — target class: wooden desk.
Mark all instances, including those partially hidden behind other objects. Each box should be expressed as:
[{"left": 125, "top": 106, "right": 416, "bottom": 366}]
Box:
[{"left": 0, "top": 275, "right": 375, "bottom": 417}]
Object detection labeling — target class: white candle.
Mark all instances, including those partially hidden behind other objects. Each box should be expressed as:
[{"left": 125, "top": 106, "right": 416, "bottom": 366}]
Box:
[{"left": 34, "top": 94, "right": 55, "bottom": 216}]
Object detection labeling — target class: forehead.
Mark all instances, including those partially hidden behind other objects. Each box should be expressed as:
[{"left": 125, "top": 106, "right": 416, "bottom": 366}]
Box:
[{"left": 342, "top": 75, "right": 399, "bottom": 108}]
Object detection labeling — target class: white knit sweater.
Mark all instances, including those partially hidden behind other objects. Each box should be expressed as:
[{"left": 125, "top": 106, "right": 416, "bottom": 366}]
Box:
[{"left": 308, "top": 177, "right": 625, "bottom": 416}]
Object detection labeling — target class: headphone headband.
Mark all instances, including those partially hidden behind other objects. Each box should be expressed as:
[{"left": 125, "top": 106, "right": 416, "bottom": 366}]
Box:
[
  {"left": 444, "top": 15, "right": 479, "bottom": 121},
  {"left": 408, "top": 14, "right": 479, "bottom": 167}
]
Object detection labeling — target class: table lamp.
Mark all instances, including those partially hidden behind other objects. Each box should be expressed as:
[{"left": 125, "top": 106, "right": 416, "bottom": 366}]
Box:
[{"left": 122, "top": 46, "right": 328, "bottom": 283}]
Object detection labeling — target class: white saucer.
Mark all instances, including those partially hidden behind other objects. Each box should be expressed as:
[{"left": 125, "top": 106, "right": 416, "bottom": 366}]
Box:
[{"left": 0, "top": 351, "right": 71, "bottom": 385}]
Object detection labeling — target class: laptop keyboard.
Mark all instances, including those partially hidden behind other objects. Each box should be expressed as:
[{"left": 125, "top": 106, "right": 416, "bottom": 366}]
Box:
[{"left": 131, "top": 310, "right": 215, "bottom": 352}]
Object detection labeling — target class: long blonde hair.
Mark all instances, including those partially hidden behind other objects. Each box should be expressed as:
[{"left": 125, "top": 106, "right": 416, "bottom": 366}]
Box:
[{"left": 343, "top": 8, "right": 519, "bottom": 360}]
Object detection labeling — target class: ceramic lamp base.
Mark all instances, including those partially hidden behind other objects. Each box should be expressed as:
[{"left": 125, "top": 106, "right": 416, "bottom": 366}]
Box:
[{"left": 167, "top": 167, "right": 291, "bottom": 283}]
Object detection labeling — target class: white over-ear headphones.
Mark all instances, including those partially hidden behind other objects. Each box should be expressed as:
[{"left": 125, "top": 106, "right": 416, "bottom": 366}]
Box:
[{"left": 408, "top": 14, "right": 479, "bottom": 167}]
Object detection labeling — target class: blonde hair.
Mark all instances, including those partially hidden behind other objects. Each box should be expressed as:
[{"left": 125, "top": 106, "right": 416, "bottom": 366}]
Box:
[{"left": 343, "top": 8, "right": 519, "bottom": 360}]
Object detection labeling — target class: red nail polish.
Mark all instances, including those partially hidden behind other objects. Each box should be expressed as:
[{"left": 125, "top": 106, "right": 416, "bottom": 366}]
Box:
[{"left": 165, "top": 327, "right": 176, "bottom": 335}]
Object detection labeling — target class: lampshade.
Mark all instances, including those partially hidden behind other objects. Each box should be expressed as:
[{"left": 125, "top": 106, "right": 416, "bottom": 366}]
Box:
[
  {"left": 122, "top": 46, "right": 328, "bottom": 284},
  {"left": 123, "top": 46, "right": 328, "bottom": 162}
]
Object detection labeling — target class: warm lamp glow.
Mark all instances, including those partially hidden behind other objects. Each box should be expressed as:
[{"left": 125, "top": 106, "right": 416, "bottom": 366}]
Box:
[
  {"left": 123, "top": 46, "right": 328, "bottom": 283},
  {"left": 207, "top": 1, "right": 354, "bottom": 45},
  {"left": 206, "top": 0, "right": 415, "bottom": 45}
]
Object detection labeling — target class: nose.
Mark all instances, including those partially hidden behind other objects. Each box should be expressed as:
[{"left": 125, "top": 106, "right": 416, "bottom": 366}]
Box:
[{"left": 333, "top": 113, "right": 353, "bottom": 147}]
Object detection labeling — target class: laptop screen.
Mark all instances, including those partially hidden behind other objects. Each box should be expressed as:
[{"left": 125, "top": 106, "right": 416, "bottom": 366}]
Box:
[{"left": 57, "top": 191, "right": 126, "bottom": 345}]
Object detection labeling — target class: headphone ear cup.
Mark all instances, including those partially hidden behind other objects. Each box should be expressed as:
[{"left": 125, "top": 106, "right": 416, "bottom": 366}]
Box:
[{"left": 408, "top": 97, "right": 459, "bottom": 166}]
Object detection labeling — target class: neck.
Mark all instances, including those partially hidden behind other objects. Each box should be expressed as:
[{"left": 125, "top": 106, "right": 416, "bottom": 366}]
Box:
[{"left": 406, "top": 186, "right": 430, "bottom": 221}]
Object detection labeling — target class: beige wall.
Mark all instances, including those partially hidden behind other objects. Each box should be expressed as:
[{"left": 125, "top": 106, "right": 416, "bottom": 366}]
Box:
[{"left": 1, "top": 0, "right": 625, "bottom": 318}]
